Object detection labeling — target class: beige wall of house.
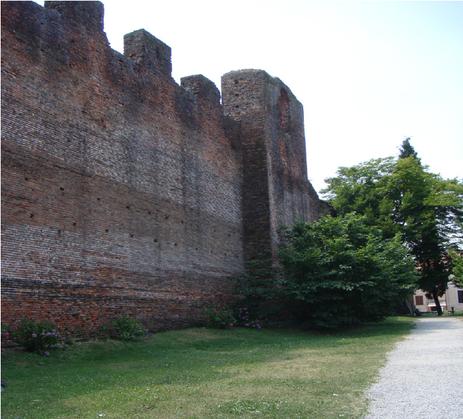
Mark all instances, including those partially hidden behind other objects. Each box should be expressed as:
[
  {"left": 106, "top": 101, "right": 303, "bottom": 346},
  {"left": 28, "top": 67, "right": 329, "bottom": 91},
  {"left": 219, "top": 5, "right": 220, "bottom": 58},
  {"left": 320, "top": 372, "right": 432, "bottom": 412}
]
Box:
[
  {"left": 413, "top": 282, "right": 463, "bottom": 313},
  {"left": 445, "top": 282, "right": 463, "bottom": 312}
]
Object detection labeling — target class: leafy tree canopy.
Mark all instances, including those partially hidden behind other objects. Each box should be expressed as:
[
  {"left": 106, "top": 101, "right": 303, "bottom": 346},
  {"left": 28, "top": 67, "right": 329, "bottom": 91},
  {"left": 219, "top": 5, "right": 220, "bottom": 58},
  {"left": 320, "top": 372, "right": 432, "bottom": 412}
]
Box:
[
  {"left": 322, "top": 139, "right": 463, "bottom": 314},
  {"left": 399, "top": 137, "right": 419, "bottom": 160},
  {"left": 449, "top": 250, "right": 463, "bottom": 287},
  {"left": 277, "top": 214, "right": 417, "bottom": 328}
]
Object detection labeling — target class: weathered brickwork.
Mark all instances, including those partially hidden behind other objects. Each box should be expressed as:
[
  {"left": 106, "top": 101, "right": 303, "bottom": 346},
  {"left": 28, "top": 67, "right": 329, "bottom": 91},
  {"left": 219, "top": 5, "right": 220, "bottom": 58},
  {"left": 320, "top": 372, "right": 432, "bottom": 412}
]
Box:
[
  {"left": 222, "top": 70, "right": 331, "bottom": 267},
  {"left": 1, "top": 1, "right": 327, "bottom": 335}
]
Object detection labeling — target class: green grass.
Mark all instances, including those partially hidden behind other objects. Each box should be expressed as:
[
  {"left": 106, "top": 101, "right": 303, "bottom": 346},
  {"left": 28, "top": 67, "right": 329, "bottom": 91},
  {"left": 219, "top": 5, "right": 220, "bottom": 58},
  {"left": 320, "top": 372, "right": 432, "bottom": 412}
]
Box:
[
  {"left": 445, "top": 310, "right": 463, "bottom": 317},
  {"left": 1, "top": 317, "right": 414, "bottom": 419}
]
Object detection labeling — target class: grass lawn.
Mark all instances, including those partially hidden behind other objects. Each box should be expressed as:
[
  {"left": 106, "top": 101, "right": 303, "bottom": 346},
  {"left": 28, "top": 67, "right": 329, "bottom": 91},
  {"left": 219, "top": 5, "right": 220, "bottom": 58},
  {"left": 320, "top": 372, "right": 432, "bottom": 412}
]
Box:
[{"left": 1, "top": 317, "right": 414, "bottom": 418}]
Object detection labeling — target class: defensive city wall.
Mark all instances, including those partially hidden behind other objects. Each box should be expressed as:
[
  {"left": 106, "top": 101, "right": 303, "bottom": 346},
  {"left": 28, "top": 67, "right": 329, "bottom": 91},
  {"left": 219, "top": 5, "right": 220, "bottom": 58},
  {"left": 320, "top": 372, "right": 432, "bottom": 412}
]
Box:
[{"left": 1, "top": 1, "right": 329, "bottom": 335}]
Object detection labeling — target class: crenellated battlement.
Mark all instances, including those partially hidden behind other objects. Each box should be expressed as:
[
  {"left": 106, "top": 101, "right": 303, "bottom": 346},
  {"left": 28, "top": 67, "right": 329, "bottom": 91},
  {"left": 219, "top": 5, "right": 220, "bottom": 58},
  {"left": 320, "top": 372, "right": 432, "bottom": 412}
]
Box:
[
  {"left": 1, "top": 1, "right": 327, "bottom": 335},
  {"left": 124, "top": 29, "right": 172, "bottom": 77},
  {"left": 1, "top": 1, "right": 223, "bottom": 131}
]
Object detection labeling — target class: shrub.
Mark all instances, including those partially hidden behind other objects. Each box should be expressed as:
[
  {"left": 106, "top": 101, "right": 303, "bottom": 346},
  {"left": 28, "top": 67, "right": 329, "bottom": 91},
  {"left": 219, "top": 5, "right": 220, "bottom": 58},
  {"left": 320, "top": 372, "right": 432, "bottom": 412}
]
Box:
[
  {"left": 109, "top": 316, "right": 146, "bottom": 341},
  {"left": 234, "top": 307, "right": 262, "bottom": 329},
  {"left": 1, "top": 323, "right": 11, "bottom": 341},
  {"left": 234, "top": 265, "right": 279, "bottom": 324},
  {"left": 13, "top": 319, "right": 61, "bottom": 353},
  {"left": 205, "top": 306, "right": 236, "bottom": 329}
]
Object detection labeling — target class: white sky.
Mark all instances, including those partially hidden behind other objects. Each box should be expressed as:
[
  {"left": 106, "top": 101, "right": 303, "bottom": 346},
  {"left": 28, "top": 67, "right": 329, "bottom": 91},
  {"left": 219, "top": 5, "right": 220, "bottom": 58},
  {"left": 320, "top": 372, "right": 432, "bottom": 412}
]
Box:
[{"left": 38, "top": 0, "right": 463, "bottom": 193}]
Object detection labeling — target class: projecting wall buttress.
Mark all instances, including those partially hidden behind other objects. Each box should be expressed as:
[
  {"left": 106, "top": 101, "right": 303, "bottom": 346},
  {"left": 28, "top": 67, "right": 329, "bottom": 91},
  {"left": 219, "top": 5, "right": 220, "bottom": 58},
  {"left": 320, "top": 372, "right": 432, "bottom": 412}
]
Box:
[{"left": 222, "top": 70, "right": 325, "bottom": 269}]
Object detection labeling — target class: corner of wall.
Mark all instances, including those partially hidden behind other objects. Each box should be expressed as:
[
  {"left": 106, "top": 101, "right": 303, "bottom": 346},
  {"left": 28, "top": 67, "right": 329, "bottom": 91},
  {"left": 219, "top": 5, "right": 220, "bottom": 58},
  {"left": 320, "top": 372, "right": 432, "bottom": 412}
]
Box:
[{"left": 221, "top": 69, "right": 325, "bottom": 270}]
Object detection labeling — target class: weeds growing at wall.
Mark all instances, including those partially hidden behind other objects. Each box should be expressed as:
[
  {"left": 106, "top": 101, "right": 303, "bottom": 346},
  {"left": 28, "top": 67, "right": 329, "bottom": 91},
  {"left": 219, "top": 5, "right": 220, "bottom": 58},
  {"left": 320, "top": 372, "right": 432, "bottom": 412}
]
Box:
[
  {"left": 104, "top": 316, "right": 146, "bottom": 341},
  {"left": 13, "top": 319, "right": 62, "bottom": 354}
]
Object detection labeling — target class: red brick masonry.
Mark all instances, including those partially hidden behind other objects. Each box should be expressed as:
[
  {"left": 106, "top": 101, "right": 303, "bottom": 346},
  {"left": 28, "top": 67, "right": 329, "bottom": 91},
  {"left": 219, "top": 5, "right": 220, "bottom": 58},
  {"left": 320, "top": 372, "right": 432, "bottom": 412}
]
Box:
[{"left": 1, "top": 1, "right": 329, "bottom": 335}]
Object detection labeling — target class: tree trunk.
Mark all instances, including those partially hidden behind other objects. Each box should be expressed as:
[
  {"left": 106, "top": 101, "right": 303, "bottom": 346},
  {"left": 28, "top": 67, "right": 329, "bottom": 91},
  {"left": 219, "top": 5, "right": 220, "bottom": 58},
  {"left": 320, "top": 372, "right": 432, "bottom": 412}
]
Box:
[{"left": 432, "top": 289, "right": 443, "bottom": 316}]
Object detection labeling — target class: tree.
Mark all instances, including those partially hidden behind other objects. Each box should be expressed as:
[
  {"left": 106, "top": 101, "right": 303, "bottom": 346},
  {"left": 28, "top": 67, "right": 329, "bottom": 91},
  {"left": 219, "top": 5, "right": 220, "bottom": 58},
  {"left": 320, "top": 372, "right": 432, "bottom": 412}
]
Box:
[
  {"left": 388, "top": 145, "right": 452, "bottom": 315},
  {"left": 277, "top": 214, "right": 417, "bottom": 328},
  {"left": 323, "top": 157, "right": 397, "bottom": 238},
  {"left": 448, "top": 250, "right": 463, "bottom": 287},
  {"left": 323, "top": 140, "right": 463, "bottom": 315},
  {"left": 399, "top": 137, "right": 419, "bottom": 160}
]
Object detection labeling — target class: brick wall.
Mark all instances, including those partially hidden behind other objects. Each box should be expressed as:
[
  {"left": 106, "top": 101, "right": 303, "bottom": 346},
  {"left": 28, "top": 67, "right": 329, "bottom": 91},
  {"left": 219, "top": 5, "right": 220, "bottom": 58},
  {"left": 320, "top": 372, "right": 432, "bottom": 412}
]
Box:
[
  {"left": 1, "top": 1, "right": 328, "bottom": 335},
  {"left": 1, "top": 1, "right": 244, "bottom": 335},
  {"left": 222, "top": 70, "right": 330, "bottom": 268}
]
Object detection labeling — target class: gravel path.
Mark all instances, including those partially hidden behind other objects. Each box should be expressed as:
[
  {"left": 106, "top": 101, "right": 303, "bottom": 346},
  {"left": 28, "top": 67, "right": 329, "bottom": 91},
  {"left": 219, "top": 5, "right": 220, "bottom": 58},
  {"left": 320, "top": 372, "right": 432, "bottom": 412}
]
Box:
[{"left": 365, "top": 317, "right": 463, "bottom": 419}]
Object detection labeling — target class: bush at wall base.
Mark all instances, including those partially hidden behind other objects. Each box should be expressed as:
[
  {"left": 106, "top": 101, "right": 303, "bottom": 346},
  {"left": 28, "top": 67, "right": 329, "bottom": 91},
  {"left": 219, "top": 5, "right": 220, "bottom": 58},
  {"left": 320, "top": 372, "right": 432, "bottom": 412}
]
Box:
[
  {"left": 13, "top": 319, "right": 62, "bottom": 353},
  {"left": 107, "top": 316, "right": 147, "bottom": 341},
  {"left": 205, "top": 306, "right": 237, "bottom": 329}
]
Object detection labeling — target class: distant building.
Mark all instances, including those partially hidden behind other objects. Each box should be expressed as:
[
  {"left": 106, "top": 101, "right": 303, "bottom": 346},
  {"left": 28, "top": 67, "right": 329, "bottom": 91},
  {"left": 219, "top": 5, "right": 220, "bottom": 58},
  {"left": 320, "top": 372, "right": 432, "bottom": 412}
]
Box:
[{"left": 414, "top": 282, "right": 463, "bottom": 313}]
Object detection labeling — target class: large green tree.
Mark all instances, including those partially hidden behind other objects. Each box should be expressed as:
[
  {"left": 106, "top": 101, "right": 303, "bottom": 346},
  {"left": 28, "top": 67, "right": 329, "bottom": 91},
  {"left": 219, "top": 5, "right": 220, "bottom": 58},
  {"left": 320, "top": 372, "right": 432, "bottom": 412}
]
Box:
[
  {"left": 323, "top": 140, "right": 463, "bottom": 315},
  {"left": 277, "top": 214, "right": 417, "bottom": 328},
  {"left": 322, "top": 157, "right": 397, "bottom": 238}
]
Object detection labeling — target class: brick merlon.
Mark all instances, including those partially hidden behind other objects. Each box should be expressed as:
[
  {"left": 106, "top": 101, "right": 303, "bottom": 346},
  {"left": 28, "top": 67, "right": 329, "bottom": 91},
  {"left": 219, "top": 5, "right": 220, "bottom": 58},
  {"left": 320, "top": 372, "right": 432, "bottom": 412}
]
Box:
[
  {"left": 124, "top": 29, "right": 172, "bottom": 77},
  {"left": 181, "top": 75, "right": 221, "bottom": 107},
  {"left": 45, "top": 1, "right": 104, "bottom": 33}
]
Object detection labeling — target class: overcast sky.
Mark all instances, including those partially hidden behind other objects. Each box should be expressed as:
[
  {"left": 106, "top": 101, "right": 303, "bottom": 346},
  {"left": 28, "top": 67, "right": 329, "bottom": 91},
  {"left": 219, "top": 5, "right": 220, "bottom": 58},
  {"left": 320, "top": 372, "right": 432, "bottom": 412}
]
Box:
[{"left": 38, "top": 0, "right": 463, "bottom": 193}]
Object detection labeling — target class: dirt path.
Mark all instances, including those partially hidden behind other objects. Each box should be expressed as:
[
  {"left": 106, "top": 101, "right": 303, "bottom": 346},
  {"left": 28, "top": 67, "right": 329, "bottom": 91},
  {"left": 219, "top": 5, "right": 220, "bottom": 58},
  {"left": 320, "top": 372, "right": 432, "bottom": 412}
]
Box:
[{"left": 365, "top": 317, "right": 463, "bottom": 419}]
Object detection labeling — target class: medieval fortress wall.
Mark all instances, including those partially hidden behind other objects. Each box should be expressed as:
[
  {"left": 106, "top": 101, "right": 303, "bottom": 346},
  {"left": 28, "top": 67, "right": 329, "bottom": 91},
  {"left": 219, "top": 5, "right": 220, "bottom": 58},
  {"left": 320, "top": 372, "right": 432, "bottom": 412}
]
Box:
[{"left": 1, "top": 1, "right": 328, "bottom": 335}]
